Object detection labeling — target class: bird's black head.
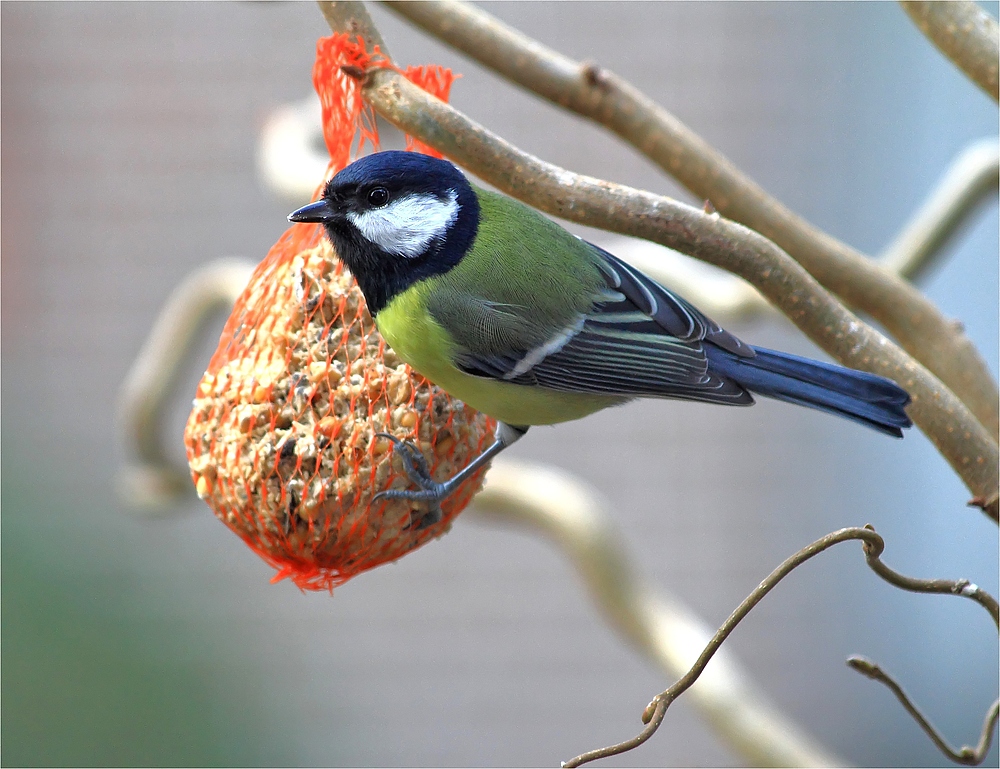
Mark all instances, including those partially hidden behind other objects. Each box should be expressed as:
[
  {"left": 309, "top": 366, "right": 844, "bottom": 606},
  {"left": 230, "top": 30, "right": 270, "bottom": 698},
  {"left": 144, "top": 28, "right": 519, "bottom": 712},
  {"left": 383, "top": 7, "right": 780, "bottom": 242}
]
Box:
[{"left": 288, "top": 151, "right": 480, "bottom": 315}]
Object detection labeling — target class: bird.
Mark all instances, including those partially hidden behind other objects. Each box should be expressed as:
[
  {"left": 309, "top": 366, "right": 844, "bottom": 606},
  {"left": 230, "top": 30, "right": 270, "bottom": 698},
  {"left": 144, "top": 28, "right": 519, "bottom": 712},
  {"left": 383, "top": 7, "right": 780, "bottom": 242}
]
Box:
[{"left": 289, "top": 151, "right": 911, "bottom": 519}]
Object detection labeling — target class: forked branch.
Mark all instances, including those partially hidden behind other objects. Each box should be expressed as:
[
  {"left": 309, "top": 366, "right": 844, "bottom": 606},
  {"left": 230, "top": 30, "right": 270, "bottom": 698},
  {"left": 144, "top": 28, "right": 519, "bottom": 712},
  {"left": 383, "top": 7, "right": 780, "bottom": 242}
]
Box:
[
  {"left": 472, "top": 461, "right": 845, "bottom": 767},
  {"left": 313, "top": 3, "right": 999, "bottom": 518},
  {"left": 562, "top": 525, "right": 999, "bottom": 767}
]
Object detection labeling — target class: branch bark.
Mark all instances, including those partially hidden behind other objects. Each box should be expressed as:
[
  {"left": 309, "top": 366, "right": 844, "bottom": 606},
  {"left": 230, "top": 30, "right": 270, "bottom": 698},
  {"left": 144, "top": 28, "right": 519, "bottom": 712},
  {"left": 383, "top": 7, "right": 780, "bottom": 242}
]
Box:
[
  {"left": 901, "top": 0, "right": 1000, "bottom": 102},
  {"left": 383, "top": 0, "right": 1000, "bottom": 441}
]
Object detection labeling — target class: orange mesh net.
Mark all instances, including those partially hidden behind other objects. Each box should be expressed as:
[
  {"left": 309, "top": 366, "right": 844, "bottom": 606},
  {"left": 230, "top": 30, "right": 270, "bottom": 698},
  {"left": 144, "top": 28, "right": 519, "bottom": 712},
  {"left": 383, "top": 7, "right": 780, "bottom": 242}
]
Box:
[{"left": 184, "top": 35, "right": 492, "bottom": 592}]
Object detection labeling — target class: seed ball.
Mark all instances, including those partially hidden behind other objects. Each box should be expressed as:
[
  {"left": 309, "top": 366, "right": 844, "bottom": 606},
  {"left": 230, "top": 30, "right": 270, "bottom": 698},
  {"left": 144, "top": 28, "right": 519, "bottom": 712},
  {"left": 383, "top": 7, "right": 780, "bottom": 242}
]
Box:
[{"left": 184, "top": 233, "right": 495, "bottom": 591}]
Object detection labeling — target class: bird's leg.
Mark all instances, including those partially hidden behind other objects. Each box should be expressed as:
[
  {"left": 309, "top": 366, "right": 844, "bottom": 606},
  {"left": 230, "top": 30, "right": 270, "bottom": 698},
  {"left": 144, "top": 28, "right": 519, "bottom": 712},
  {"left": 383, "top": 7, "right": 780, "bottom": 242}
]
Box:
[{"left": 373, "top": 422, "right": 528, "bottom": 529}]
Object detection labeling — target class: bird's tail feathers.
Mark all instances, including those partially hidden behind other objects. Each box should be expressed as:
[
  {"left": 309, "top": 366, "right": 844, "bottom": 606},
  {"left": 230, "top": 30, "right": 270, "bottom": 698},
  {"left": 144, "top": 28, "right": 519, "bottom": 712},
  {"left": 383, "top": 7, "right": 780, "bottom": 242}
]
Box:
[{"left": 708, "top": 346, "right": 912, "bottom": 438}]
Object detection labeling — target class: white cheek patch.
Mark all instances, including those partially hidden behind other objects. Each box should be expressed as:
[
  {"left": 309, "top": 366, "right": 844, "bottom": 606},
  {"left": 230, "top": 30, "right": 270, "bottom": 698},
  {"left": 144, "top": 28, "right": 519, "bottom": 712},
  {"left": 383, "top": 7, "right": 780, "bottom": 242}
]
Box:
[{"left": 347, "top": 190, "right": 459, "bottom": 258}]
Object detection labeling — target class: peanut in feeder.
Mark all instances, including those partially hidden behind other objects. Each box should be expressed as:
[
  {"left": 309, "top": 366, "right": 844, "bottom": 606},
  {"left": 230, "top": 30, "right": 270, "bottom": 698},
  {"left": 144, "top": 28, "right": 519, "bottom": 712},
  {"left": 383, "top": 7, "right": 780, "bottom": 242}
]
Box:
[{"left": 183, "top": 35, "right": 494, "bottom": 591}]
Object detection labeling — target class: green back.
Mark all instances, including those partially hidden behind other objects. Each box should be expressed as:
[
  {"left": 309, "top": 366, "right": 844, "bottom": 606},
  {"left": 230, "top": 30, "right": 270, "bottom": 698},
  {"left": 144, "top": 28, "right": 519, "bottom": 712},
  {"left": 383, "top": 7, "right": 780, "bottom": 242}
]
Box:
[{"left": 425, "top": 187, "right": 604, "bottom": 356}]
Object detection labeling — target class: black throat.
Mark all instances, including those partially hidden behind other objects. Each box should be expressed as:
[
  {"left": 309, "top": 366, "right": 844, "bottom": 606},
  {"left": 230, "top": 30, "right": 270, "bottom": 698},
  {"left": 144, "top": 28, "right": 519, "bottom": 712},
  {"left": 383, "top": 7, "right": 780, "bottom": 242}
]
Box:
[{"left": 324, "top": 185, "right": 480, "bottom": 316}]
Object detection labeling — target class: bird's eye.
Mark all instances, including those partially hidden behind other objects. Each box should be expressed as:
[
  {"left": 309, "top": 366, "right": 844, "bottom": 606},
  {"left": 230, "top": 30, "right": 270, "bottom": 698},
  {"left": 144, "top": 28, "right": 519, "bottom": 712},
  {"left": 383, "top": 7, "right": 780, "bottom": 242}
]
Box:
[{"left": 367, "top": 187, "right": 390, "bottom": 208}]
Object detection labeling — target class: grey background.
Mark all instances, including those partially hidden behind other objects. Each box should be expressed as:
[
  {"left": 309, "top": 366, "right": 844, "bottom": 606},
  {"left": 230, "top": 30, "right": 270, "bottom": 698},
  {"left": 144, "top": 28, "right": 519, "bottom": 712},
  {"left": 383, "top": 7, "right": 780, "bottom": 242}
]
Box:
[{"left": 3, "top": 2, "right": 998, "bottom": 767}]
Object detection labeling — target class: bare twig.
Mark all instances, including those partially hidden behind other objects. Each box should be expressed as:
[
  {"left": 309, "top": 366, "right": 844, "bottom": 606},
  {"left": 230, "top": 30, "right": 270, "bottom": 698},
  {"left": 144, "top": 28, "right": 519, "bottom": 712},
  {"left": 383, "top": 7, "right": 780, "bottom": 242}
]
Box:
[
  {"left": 383, "top": 0, "right": 1000, "bottom": 441},
  {"left": 847, "top": 658, "right": 999, "bottom": 766},
  {"left": 901, "top": 1, "right": 1000, "bottom": 103},
  {"left": 331, "top": 63, "right": 999, "bottom": 517},
  {"left": 472, "top": 461, "right": 846, "bottom": 767},
  {"left": 879, "top": 138, "right": 1000, "bottom": 283},
  {"left": 863, "top": 551, "right": 999, "bottom": 627},
  {"left": 117, "top": 258, "right": 255, "bottom": 511},
  {"left": 562, "top": 525, "right": 1000, "bottom": 767}
]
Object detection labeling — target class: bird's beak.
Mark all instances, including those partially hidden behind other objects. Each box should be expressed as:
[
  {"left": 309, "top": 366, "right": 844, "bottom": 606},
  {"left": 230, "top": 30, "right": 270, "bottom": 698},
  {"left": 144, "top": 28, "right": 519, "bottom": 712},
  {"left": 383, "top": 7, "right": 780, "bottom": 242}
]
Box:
[{"left": 287, "top": 199, "right": 336, "bottom": 223}]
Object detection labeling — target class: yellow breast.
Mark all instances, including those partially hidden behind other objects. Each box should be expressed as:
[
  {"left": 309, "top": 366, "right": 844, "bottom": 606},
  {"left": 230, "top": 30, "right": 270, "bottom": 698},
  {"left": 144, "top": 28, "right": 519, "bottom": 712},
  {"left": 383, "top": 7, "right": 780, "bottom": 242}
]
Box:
[{"left": 375, "top": 285, "right": 622, "bottom": 426}]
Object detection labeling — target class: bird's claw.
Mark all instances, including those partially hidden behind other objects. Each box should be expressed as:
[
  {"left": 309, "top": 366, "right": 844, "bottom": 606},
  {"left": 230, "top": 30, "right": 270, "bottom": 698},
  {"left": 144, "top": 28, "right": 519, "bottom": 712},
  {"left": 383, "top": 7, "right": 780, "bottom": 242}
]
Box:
[
  {"left": 375, "top": 432, "right": 432, "bottom": 481},
  {"left": 373, "top": 433, "right": 445, "bottom": 530}
]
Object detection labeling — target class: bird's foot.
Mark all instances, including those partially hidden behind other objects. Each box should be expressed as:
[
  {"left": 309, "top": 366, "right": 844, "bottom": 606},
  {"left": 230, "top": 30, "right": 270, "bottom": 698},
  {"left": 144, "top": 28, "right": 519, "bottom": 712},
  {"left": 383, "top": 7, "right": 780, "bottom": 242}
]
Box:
[
  {"left": 372, "top": 433, "right": 447, "bottom": 530},
  {"left": 372, "top": 423, "right": 527, "bottom": 531}
]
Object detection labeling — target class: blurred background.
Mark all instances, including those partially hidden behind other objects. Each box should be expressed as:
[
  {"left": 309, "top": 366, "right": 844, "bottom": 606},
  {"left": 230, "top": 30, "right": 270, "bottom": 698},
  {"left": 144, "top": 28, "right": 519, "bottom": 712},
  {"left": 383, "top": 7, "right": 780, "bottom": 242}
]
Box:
[{"left": 2, "top": 2, "right": 997, "bottom": 766}]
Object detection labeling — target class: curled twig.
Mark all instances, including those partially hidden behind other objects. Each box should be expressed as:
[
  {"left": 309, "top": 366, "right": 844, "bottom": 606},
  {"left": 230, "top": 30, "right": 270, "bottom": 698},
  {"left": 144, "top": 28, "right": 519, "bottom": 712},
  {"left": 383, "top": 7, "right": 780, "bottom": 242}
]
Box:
[
  {"left": 847, "top": 658, "right": 999, "bottom": 766},
  {"left": 472, "top": 461, "right": 845, "bottom": 767},
  {"left": 562, "top": 526, "right": 999, "bottom": 767},
  {"left": 383, "top": 0, "right": 1000, "bottom": 441},
  {"left": 334, "top": 64, "right": 999, "bottom": 515},
  {"left": 901, "top": 0, "right": 1000, "bottom": 103}
]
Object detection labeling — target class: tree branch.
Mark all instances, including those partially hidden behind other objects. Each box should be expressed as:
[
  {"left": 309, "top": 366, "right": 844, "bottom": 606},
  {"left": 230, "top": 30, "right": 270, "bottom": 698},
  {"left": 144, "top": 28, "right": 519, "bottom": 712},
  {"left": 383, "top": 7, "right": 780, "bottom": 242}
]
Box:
[
  {"left": 331, "top": 62, "right": 999, "bottom": 517},
  {"left": 562, "top": 525, "right": 999, "bottom": 767},
  {"left": 901, "top": 0, "right": 1000, "bottom": 103},
  {"left": 382, "top": 0, "right": 1000, "bottom": 441}
]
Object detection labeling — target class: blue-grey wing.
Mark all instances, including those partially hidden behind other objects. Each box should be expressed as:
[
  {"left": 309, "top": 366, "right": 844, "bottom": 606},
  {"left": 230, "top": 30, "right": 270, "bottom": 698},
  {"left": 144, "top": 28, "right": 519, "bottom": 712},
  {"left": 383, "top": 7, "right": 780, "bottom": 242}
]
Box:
[{"left": 444, "top": 241, "right": 755, "bottom": 405}]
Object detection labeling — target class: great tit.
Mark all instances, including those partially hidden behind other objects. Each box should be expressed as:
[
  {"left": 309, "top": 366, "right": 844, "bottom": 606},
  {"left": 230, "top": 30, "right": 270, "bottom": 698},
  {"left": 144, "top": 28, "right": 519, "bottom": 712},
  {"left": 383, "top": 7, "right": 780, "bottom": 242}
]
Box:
[{"left": 289, "top": 151, "right": 911, "bottom": 513}]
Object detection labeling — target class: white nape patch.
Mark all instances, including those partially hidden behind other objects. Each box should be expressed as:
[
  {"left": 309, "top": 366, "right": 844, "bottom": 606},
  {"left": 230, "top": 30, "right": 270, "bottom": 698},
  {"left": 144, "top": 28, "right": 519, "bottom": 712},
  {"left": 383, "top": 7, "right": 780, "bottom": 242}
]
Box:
[
  {"left": 504, "top": 315, "right": 586, "bottom": 380},
  {"left": 347, "top": 189, "right": 459, "bottom": 258}
]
